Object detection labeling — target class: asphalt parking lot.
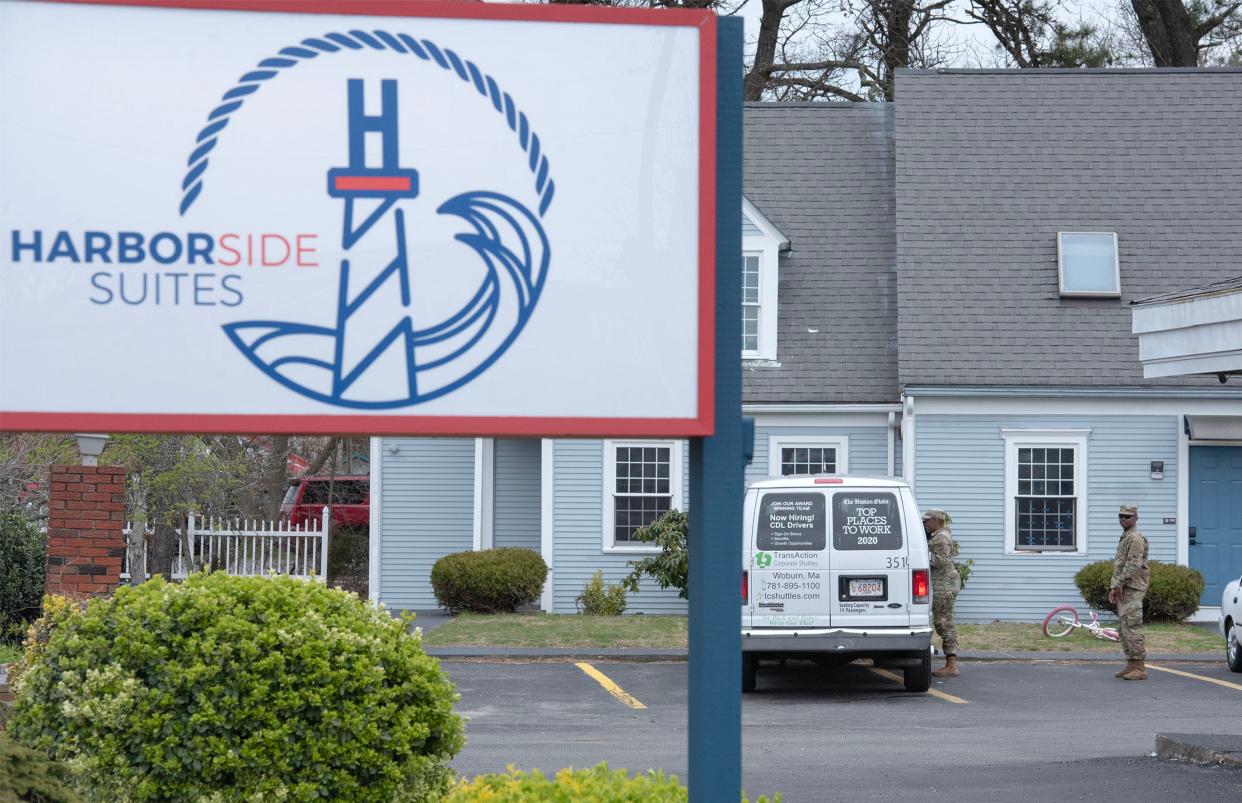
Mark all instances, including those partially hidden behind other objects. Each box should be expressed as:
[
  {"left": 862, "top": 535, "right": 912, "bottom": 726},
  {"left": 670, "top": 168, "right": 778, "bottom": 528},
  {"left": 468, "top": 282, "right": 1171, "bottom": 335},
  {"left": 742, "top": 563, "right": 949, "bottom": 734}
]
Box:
[{"left": 445, "top": 658, "right": 1242, "bottom": 801}]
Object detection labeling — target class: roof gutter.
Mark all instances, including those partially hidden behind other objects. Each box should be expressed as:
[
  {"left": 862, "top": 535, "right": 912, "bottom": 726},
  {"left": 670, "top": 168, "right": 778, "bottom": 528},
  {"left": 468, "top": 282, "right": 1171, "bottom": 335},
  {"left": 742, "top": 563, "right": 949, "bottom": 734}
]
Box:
[
  {"left": 743, "top": 403, "right": 903, "bottom": 414},
  {"left": 902, "top": 385, "right": 1242, "bottom": 400}
]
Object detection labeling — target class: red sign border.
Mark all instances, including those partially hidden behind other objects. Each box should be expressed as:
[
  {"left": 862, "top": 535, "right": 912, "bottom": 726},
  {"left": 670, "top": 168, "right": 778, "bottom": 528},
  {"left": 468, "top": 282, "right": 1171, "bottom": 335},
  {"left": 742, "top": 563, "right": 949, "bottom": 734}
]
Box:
[{"left": 1, "top": 0, "right": 717, "bottom": 438}]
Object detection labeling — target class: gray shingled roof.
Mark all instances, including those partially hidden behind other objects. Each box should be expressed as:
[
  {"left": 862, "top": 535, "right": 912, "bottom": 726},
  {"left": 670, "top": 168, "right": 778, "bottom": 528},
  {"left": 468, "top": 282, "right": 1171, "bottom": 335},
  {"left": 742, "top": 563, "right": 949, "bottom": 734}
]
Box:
[
  {"left": 894, "top": 68, "right": 1242, "bottom": 387},
  {"left": 743, "top": 103, "right": 898, "bottom": 404}
]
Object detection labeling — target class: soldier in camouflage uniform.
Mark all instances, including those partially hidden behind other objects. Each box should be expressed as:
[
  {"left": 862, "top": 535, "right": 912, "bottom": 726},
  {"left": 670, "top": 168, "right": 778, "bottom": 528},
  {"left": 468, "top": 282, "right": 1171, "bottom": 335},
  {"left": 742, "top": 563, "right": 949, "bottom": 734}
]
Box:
[
  {"left": 923, "top": 508, "right": 961, "bottom": 678},
  {"left": 1109, "top": 504, "right": 1149, "bottom": 681}
]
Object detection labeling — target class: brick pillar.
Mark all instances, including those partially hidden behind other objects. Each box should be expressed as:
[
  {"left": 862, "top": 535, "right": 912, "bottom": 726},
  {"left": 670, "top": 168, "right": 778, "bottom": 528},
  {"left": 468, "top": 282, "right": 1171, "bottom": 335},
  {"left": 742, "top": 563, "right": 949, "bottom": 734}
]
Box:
[{"left": 45, "top": 465, "right": 126, "bottom": 597}]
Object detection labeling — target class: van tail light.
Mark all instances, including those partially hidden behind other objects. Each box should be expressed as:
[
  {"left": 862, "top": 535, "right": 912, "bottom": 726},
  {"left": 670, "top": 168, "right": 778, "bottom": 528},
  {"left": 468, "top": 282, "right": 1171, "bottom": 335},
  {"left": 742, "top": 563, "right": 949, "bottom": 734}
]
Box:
[
  {"left": 912, "top": 570, "right": 930, "bottom": 604},
  {"left": 742, "top": 570, "right": 749, "bottom": 605}
]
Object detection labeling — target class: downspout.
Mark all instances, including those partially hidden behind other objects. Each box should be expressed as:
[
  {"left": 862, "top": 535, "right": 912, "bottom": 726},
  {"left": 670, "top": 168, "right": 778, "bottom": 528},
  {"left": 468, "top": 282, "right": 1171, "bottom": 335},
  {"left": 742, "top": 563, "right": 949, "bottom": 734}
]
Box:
[
  {"left": 887, "top": 411, "right": 896, "bottom": 478},
  {"left": 901, "top": 393, "right": 915, "bottom": 487}
]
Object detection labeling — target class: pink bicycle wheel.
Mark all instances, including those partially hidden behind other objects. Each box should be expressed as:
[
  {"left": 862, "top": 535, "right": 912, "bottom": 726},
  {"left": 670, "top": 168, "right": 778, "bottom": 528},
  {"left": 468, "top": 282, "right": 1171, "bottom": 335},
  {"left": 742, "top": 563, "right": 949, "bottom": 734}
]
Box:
[{"left": 1043, "top": 605, "right": 1079, "bottom": 638}]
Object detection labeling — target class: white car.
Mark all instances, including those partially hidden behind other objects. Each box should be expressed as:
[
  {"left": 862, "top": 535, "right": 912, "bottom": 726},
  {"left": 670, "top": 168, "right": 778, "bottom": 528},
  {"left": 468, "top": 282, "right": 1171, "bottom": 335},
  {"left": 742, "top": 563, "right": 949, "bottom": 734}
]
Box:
[{"left": 1221, "top": 575, "right": 1242, "bottom": 673}]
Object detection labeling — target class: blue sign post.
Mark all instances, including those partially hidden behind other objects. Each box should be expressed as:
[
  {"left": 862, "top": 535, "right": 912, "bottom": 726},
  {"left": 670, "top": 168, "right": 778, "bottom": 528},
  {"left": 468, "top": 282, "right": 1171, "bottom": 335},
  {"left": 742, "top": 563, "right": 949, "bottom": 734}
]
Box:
[{"left": 688, "top": 15, "right": 743, "bottom": 802}]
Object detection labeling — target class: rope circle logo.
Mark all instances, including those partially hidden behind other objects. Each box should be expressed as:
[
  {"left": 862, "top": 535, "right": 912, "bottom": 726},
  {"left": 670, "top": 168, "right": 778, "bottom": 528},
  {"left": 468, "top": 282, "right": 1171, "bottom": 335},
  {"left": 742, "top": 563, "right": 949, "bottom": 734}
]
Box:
[{"left": 182, "top": 30, "right": 552, "bottom": 409}]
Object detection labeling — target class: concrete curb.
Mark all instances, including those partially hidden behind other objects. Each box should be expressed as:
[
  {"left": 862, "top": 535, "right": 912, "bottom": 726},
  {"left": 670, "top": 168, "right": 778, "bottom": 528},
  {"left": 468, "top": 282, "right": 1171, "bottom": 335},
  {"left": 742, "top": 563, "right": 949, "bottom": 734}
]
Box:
[
  {"left": 423, "top": 647, "right": 1222, "bottom": 662},
  {"left": 425, "top": 647, "right": 687, "bottom": 660},
  {"left": 959, "top": 651, "right": 1221, "bottom": 663},
  {"left": 1155, "top": 733, "right": 1242, "bottom": 767}
]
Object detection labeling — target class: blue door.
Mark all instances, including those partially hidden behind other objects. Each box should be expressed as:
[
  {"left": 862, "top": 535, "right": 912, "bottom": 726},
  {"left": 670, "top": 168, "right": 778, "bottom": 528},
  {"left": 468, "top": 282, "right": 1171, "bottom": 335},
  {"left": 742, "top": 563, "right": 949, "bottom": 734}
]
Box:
[{"left": 1189, "top": 446, "right": 1242, "bottom": 606}]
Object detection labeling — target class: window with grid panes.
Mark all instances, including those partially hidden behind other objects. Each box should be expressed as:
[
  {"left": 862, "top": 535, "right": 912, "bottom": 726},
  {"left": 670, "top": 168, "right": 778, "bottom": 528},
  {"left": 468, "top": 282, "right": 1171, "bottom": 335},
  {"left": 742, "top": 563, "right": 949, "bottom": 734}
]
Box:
[
  {"left": 1016, "top": 446, "right": 1077, "bottom": 550},
  {"left": 612, "top": 445, "right": 673, "bottom": 544},
  {"left": 742, "top": 254, "right": 760, "bottom": 355},
  {"left": 780, "top": 446, "right": 837, "bottom": 476}
]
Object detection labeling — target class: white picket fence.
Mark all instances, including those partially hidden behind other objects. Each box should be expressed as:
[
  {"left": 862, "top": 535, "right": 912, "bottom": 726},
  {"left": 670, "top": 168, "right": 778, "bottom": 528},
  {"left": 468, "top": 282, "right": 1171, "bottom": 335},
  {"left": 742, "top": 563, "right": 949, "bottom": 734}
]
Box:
[{"left": 122, "top": 507, "right": 329, "bottom": 582}]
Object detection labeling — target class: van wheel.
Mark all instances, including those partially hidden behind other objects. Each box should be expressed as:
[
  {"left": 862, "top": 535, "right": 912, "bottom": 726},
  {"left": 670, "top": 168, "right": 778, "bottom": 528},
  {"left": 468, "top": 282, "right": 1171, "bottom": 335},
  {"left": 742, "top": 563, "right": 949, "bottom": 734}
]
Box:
[
  {"left": 742, "top": 653, "right": 758, "bottom": 693},
  {"left": 904, "top": 648, "right": 932, "bottom": 692},
  {"left": 1227, "top": 622, "right": 1241, "bottom": 674}
]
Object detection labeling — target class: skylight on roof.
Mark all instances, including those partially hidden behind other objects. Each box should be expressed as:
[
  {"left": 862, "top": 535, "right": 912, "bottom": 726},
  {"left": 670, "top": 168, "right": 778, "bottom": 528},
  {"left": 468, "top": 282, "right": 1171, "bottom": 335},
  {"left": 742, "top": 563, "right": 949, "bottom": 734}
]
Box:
[{"left": 1058, "top": 232, "right": 1120, "bottom": 297}]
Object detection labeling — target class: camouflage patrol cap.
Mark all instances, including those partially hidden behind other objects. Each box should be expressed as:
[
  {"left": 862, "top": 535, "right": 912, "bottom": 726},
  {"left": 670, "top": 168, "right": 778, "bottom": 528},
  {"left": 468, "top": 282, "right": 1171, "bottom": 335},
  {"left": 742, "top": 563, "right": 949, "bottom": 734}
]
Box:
[
  {"left": 922, "top": 508, "right": 948, "bottom": 521},
  {"left": 1119, "top": 504, "right": 1138, "bottom": 516}
]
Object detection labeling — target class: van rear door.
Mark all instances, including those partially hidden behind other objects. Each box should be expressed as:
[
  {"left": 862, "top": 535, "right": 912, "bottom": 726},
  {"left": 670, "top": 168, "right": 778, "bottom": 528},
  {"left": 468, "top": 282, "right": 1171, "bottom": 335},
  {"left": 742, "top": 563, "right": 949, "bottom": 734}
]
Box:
[
  {"left": 748, "top": 490, "right": 831, "bottom": 629},
  {"left": 828, "top": 489, "right": 911, "bottom": 629}
]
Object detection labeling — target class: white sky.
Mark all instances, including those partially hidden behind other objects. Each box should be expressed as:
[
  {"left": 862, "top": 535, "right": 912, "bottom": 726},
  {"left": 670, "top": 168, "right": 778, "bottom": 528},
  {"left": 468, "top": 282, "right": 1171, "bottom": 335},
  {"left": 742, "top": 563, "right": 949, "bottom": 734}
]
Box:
[
  {"left": 728, "top": 0, "right": 1118, "bottom": 68},
  {"left": 478, "top": 0, "right": 1123, "bottom": 71}
]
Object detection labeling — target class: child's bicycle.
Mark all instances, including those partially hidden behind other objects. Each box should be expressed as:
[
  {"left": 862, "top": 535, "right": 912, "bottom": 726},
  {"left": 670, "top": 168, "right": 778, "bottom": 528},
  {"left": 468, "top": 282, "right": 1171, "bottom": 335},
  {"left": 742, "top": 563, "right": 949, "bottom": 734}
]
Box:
[{"left": 1041, "top": 606, "right": 1120, "bottom": 641}]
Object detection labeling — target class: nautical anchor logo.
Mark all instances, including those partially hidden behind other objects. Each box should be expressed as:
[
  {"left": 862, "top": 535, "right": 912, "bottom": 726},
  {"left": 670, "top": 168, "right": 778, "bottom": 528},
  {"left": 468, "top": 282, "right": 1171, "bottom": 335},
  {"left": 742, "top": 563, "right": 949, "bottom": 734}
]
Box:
[{"left": 221, "top": 78, "right": 549, "bottom": 408}]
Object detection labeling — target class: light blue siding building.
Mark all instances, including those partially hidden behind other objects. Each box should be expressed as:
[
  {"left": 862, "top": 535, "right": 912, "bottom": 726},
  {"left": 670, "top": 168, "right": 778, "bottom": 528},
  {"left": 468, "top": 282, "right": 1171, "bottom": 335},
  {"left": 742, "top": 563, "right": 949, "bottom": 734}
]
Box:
[{"left": 371, "top": 69, "right": 1242, "bottom": 622}]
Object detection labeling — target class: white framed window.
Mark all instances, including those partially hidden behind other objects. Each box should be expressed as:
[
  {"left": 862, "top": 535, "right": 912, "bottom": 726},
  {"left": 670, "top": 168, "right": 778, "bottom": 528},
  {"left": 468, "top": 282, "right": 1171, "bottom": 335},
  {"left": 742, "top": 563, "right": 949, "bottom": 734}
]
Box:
[
  {"left": 602, "top": 440, "right": 683, "bottom": 552},
  {"left": 768, "top": 435, "right": 849, "bottom": 477},
  {"left": 1003, "top": 429, "right": 1089, "bottom": 555},
  {"left": 1057, "top": 232, "right": 1119, "bottom": 297},
  {"left": 742, "top": 252, "right": 761, "bottom": 356},
  {"left": 742, "top": 197, "right": 787, "bottom": 361}
]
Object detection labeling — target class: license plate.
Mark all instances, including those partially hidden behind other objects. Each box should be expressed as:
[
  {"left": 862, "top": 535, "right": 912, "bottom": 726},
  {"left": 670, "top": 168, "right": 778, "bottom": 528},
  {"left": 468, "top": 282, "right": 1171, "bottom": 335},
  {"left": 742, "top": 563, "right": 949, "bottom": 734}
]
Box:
[{"left": 848, "top": 578, "right": 884, "bottom": 598}]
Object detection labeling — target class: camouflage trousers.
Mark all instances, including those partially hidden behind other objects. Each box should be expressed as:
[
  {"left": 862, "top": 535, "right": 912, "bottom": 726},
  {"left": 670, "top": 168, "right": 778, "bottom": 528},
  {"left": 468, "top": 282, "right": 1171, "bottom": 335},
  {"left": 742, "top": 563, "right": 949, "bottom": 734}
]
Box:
[
  {"left": 1118, "top": 587, "right": 1146, "bottom": 661},
  {"left": 933, "top": 590, "right": 958, "bottom": 656}
]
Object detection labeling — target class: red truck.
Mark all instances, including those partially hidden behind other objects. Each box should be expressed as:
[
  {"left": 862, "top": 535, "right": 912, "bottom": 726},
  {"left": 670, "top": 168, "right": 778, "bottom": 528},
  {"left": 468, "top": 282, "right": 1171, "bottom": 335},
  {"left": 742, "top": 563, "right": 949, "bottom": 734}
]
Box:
[{"left": 280, "top": 475, "right": 369, "bottom": 529}]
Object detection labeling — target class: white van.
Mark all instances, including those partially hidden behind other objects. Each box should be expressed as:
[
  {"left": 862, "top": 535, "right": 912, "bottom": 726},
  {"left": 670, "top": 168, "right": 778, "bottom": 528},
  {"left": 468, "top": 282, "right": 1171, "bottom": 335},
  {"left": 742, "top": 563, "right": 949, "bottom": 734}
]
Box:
[{"left": 742, "top": 475, "right": 933, "bottom": 693}]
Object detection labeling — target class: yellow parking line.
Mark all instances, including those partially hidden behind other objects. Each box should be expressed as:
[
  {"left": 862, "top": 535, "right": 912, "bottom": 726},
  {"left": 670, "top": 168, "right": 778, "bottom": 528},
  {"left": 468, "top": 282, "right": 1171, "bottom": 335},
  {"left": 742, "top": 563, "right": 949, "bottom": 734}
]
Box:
[
  {"left": 575, "top": 662, "right": 647, "bottom": 709},
  {"left": 1147, "top": 663, "right": 1242, "bottom": 692},
  {"left": 868, "top": 667, "right": 969, "bottom": 704}
]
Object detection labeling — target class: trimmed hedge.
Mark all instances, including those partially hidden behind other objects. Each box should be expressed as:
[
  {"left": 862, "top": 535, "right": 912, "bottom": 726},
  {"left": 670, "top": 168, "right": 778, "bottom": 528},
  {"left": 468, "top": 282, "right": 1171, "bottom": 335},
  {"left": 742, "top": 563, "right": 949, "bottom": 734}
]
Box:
[
  {"left": 577, "top": 570, "right": 628, "bottom": 616},
  {"left": 8, "top": 573, "right": 464, "bottom": 803},
  {"left": 431, "top": 548, "right": 547, "bottom": 613},
  {"left": 0, "top": 732, "right": 81, "bottom": 803},
  {"left": 1073, "top": 559, "right": 1203, "bottom": 623},
  {"left": 445, "top": 763, "right": 781, "bottom": 802},
  {"left": 0, "top": 513, "right": 45, "bottom": 643}
]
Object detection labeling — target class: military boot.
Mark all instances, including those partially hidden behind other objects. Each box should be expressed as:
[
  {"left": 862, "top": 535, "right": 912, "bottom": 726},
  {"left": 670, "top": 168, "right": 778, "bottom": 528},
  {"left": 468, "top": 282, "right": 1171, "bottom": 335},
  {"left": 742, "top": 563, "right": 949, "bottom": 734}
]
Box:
[
  {"left": 1120, "top": 660, "right": 1147, "bottom": 681},
  {"left": 1114, "top": 660, "right": 1135, "bottom": 678},
  {"left": 931, "top": 655, "right": 959, "bottom": 677}
]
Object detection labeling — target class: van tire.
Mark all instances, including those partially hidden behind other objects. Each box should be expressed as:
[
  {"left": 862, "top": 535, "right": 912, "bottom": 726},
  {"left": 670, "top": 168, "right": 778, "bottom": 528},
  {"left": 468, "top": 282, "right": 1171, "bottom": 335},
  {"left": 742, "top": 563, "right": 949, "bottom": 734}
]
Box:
[
  {"left": 742, "top": 653, "right": 758, "bottom": 693},
  {"left": 904, "top": 648, "right": 932, "bottom": 692}
]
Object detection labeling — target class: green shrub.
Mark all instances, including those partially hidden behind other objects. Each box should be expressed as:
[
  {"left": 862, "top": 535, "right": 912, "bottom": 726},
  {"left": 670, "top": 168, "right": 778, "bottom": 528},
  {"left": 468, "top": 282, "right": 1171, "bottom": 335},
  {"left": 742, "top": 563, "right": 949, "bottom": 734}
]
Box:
[
  {"left": 431, "top": 548, "right": 547, "bottom": 613},
  {"left": 577, "top": 570, "right": 628, "bottom": 615},
  {"left": 955, "top": 559, "right": 975, "bottom": 590},
  {"left": 0, "top": 513, "right": 46, "bottom": 643},
  {"left": 1073, "top": 561, "right": 1113, "bottom": 611},
  {"left": 1073, "top": 559, "right": 1204, "bottom": 622},
  {"left": 445, "top": 762, "right": 781, "bottom": 802},
  {"left": 1146, "top": 561, "right": 1204, "bottom": 622},
  {"left": 7, "top": 573, "right": 463, "bottom": 803},
  {"left": 7, "top": 594, "right": 85, "bottom": 692},
  {"left": 622, "top": 510, "right": 689, "bottom": 600},
  {"left": 0, "top": 732, "right": 82, "bottom": 803}
]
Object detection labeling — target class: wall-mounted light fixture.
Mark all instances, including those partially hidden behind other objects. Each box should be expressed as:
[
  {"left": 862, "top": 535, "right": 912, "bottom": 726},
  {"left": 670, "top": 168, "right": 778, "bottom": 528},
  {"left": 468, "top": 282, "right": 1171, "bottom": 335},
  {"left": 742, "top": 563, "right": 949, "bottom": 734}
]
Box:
[
  {"left": 74, "top": 433, "right": 110, "bottom": 467},
  {"left": 1150, "top": 460, "right": 1164, "bottom": 480}
]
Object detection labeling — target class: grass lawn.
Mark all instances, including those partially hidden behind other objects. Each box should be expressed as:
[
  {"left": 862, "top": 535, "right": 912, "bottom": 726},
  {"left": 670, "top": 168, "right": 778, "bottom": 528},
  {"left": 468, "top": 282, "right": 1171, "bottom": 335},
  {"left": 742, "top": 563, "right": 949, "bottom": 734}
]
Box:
[
  {"left": 420, "top": 613, "right": 1223, "bottom": 654},
  {"left": 953, "top": 620, "right": 1222, "bottom": 654},
  {"left": 0, "top": 642, "right": 22, "bottom": 665},
  {"left": 420, "top": 612, "right": 688, "bottom": 649}
]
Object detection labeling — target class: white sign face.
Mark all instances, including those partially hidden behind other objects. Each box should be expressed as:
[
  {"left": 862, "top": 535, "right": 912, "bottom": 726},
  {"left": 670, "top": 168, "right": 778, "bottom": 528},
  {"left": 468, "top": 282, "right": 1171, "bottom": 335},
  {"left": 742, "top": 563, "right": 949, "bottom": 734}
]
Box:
[{"left": 0, "top": 0, "right": 716, "bottom": 436}]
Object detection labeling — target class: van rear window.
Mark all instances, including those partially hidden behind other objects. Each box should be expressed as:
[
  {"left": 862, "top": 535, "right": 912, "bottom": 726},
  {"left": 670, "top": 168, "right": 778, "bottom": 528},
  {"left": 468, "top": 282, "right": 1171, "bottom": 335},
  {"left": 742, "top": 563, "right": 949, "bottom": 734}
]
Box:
[
  {"left": 757, "top": 493, "right": 826, "bottom": 551},
  {"left": 832, "top": 492, "right": 903, "bottom": 550}
]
